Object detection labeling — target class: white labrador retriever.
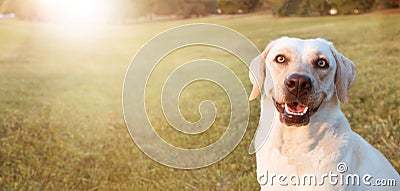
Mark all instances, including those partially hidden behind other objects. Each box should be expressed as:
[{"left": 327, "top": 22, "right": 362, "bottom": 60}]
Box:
[{"left": 249, "top": 37, "right": 399, "bottom": 191}]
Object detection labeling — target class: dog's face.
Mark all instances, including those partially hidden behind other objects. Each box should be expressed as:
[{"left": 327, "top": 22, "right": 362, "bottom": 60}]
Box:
[{"left": 249, "top": 37, "right": 356, "bottom": 127}]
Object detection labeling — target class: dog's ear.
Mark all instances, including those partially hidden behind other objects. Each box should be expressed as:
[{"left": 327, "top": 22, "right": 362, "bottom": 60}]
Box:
[
  {"left": 331, "top": 46, "right": 356, "bottom": 103},
  {"left": 249, "top": 54, "right": 265, "bottom": 100},
  {"left": 249, "top": 42, "right": 274, "bottom": 100}
]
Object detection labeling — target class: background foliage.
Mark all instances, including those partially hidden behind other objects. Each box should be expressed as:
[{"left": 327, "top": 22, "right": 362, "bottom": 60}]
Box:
[
  {"left": 268, "top": 0, "right": 399, "bottom": 16},
  {"left": 0, "top": 9, "right": 399, "bottom": 190},
  {"left": 0, "top": 0, "right": 399, "bottom": 20}
]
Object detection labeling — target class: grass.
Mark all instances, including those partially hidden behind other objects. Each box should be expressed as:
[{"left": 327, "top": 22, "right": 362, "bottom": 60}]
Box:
[{"left": 1, "top": 10, "right": 399, "bottom": 190}]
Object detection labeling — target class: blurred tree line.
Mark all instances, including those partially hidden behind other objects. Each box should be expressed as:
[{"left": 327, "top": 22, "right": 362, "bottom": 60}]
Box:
[
  {"left": 0, "top": 0, "right": 263, "bottom": 20},
  {"left": 117, "top": 0, "right": 264, "bottom": 20},
  {"left": 269, "top": 0, "right": 399, "bottom": 16},
  {"left": 0, "top": 0, "right": 398, "bottom": 21}
]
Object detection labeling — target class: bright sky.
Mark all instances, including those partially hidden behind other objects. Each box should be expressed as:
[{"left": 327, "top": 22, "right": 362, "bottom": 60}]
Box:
[{"left": 39, "top": 0, "right": 110, "bottom": 24}]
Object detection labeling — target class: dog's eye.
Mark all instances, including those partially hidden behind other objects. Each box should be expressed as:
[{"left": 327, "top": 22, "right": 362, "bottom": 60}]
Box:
[
  {"left": 275, "top": 55, "right": 286, "bottom": 64},
  {"left": 316, "top": 59, "right": 328, "bottom": 68}
]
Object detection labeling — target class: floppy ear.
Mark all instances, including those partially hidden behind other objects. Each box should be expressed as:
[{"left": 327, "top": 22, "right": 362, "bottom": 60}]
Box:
[
  {"left": 331, "top": 46, "right": 356, "bottom": 103},
  {"left": 249, "top": 42, "right": 274, "bottom": 100},
  {"left": 249, "top": 54, "right": 265, "bottom": 100}
]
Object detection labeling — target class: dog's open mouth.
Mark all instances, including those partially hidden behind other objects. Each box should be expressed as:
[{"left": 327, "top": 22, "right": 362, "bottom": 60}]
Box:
[
  {"left": 284, "top": 102, "right": 308, "bottom": 116},
  {"left": 273, "top": 98, "right": 320, "bottom": 127}
]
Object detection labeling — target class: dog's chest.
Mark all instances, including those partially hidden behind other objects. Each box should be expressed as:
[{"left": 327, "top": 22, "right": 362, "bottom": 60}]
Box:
[{"left": 257, "top": 131, "right": 347, "bottom": 175}]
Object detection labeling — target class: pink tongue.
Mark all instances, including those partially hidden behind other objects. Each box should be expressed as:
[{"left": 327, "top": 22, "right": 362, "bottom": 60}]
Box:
[{"left": 288, "top": 103, "right": 306, "bottom": 113}]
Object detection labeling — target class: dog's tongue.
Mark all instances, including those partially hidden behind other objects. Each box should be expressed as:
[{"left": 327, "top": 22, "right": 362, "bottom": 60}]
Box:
[{"left": 287, "top": 102, "right": 307, "bottom": 113}]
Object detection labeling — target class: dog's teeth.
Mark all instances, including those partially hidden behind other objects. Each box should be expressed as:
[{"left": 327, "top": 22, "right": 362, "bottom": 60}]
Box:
[
  {"left": 284, "top": 104, "right": 308, "bottom": 116},
  {"left": 302, "top": 107, "right": 308, "bottom": 114},
  {"left": 284, "top": 103, "right": 290, "bottom": 113}
]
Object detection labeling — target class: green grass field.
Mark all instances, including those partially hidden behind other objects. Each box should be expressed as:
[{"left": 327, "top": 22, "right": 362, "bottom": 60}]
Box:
[{"left": 1, "top": 10, "right": 399, "bottom": 190}]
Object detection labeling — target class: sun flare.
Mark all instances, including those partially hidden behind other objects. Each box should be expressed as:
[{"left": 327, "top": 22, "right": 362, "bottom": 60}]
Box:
[{"left": 39, "top": 0, "right": 110, "bottom": 24}]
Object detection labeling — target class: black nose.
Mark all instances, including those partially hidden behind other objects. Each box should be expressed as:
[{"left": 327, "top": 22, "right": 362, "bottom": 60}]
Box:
[{"left": 285, "top": 74, "right": 312, "bottom": 96}]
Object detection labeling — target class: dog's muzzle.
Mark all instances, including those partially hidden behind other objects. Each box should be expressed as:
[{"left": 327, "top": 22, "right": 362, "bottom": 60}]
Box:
[{"left": 273, "top": 74, "right": 321, "bottom": 127}]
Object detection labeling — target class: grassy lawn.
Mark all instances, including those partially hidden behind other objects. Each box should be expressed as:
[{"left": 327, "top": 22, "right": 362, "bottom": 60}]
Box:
[{"left": 0, "top": 10, "right": 399, "bottom": 190}]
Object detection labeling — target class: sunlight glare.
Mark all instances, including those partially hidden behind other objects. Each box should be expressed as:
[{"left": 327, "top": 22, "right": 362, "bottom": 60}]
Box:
[{"left": 39, "top": 0, "right": 110, "bottom": 24}]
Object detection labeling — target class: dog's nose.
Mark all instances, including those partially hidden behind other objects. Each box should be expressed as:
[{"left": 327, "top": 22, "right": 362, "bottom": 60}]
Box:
[{"left": 285, "top": 74, "right": 312, "bottom": 96}]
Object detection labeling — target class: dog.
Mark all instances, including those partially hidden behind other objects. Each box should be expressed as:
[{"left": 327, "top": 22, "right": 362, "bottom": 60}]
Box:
[{"left": 249, "top": 37, "right": 400, "bottom": 190}]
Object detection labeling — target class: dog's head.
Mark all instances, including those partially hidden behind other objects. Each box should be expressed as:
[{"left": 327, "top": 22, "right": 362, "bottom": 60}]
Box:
[{"left": 249, "top": 37, "right": 356, "bottom": 127}]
